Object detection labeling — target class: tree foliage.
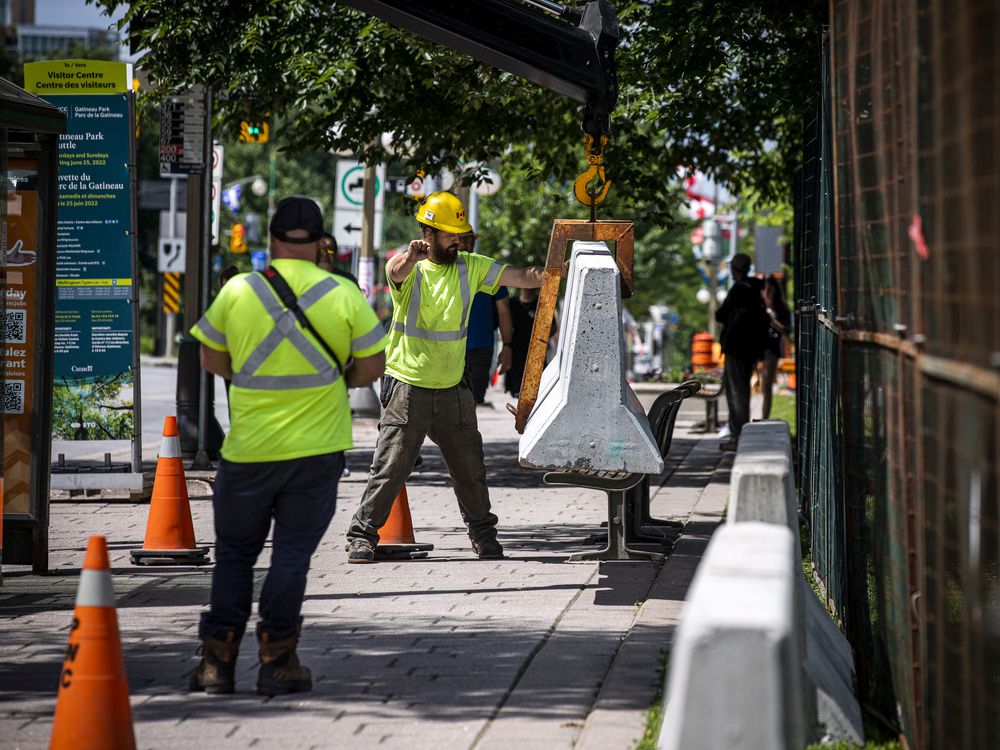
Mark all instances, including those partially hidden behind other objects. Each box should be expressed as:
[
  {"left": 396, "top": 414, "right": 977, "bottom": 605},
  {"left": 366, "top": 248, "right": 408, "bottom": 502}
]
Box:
[{"left": 96, "top": 0, "right": 824, "bottom": 212}]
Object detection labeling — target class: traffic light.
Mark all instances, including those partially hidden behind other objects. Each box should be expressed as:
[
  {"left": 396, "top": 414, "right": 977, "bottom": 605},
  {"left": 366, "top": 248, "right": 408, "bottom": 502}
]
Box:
[
  {"left": 240, "top": 119, "right": 269, "bottom": 144},
  {"left": 230, "top": 223, "right": 247, "bottom": 254}
]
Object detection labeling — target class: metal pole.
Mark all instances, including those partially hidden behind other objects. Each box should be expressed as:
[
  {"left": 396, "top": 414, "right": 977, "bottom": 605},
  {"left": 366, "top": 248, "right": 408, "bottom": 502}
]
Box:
[
  {"left": 165, "top": 177, "right": 179, "bottom": 357},
  {"left": 359, "top": 159, "right": 376, "bottom": 307},
  {"left": 707, "top": 260, "right": 717, "bottom": 338},
  {"left": 193, "top": 86, "right": 213, "bottom": 470},
  {"left": 468, "top": 186, "right": 479, "bottom": 244},
  {"left": 127, "top": 87, "right": 143, "bottom": 477}
]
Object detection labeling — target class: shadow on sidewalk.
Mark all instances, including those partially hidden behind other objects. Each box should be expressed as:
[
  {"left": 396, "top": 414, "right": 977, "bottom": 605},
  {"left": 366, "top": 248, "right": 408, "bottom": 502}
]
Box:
[{"left": 0, "top": 617, "right": 668, "bottom": 721}]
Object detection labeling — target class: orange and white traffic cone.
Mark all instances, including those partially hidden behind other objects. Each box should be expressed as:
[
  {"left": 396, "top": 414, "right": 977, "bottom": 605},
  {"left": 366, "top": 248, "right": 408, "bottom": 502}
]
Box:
[
  {"left": 130, "top": 416, "right": 210, "bottom": 566},
  {"left": 50, "top": 535, "right": 136, "bottom": 750},
  {"left": 376, "top": 485, "right": 434, "bottom": 559}
]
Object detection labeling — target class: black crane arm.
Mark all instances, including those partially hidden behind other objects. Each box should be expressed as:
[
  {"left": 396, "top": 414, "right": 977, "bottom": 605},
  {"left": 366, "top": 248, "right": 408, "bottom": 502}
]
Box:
[{"left": 337, "top": 0, "right": 619, "bottom": 140}]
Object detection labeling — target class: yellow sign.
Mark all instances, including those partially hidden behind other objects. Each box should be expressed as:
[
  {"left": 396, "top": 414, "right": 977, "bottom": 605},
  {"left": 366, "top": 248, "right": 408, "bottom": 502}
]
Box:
[
  {"left": 56, "top": 278, "right": 133, "bottom": 287},
  {"left": 24, "top": 59, "right": 133, "bottom": 95}
]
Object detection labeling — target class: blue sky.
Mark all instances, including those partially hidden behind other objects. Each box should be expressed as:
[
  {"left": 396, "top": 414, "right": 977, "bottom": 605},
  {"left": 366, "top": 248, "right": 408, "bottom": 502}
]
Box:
[{"left": 35, "top": 0, "right": 122, "bottom": 28}]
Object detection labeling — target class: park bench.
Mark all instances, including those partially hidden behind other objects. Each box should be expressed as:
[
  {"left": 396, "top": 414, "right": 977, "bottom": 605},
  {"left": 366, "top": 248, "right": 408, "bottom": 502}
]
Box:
[{"left": 543, "top": 380, "right": 701, "bottom": 562}]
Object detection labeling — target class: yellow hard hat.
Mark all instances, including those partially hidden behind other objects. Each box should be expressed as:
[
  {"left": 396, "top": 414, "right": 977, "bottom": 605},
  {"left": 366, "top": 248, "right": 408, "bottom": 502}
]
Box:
[{"left": 416, "top": 191, "right": 473, "bottom": 234}]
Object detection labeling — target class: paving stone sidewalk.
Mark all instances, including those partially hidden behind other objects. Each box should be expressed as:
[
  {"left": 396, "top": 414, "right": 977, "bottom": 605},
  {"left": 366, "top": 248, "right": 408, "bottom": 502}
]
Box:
[{"left": 0, "top": 389, "right": 731, "bottom": 750}]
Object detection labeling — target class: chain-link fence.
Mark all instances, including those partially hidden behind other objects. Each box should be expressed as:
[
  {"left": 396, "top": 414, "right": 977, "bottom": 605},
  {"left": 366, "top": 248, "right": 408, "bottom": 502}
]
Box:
[{"left": 796, "top": 2, "right": 999, "bottom": 747}]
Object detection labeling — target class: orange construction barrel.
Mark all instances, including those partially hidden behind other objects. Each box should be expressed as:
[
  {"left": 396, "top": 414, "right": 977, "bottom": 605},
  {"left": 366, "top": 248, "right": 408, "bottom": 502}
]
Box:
[{"left": 692, "top": 332, "right": 715, "bottom": 370}]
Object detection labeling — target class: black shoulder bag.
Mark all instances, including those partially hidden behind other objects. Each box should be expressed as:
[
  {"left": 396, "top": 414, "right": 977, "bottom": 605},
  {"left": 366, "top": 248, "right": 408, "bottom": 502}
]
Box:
[{"left": 259, "top": 267, "right": 345, "bottom": 374}]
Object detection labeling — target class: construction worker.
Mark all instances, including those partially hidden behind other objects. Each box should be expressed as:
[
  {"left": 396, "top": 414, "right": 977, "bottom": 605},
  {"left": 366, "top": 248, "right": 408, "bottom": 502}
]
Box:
[
  {"left": 346, "top": 191, "right": 548, "bottom": 562},
  {"left": 189, "top": 196, "right": 387, "bottom": 695}
]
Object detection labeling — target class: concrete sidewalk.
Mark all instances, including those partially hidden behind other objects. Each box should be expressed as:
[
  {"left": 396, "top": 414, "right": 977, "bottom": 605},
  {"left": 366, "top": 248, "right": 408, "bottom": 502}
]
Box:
[{"left": 0, "top": 387, "right": 732, "bottom": 750}]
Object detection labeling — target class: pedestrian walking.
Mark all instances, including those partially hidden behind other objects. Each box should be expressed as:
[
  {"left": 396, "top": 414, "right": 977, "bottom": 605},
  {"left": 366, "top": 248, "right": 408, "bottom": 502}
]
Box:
[
  {"left": 345, "top": 191, "right": 549, "bottom": 563},
  {"left": 715, "top": 252, "right": 768, "bottom": 451},
  {"left": 189, "top": 196, "right": 387, "bottom": 695},
  {"left": 462, "top": 231, "right": 513, "bottom": 405},
  {"left": 759, "top": 274, "right": 791, "bottom": 419}
]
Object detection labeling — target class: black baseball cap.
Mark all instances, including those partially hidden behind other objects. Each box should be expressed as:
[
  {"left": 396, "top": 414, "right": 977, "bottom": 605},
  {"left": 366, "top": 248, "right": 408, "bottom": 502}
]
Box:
[
  {"left": 269, "top": 196, "right": 324, "bottom": 244},
  {"left": 730, "top": 253, "right": 752, "bottom": 272}
]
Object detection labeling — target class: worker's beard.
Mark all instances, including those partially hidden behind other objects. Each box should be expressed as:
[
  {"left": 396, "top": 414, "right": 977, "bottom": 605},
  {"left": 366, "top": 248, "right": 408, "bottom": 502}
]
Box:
[{"left": 429, "top": 234, "right": 460, "bottom": 265}]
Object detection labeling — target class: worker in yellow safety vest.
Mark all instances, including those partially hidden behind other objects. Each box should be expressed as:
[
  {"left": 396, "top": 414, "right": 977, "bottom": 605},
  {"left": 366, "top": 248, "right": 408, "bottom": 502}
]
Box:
[
  {"left": 345, "top": 191, "right": 552, "bottom": 562},
  {"left": 190, "top": 196, "right": 387, "bottom": 695}
]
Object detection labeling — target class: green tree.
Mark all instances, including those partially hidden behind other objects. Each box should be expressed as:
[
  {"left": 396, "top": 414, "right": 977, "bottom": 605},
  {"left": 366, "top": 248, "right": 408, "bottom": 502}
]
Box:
[{"left": 97, "top": 0, "right": 824, "bottom": 209}]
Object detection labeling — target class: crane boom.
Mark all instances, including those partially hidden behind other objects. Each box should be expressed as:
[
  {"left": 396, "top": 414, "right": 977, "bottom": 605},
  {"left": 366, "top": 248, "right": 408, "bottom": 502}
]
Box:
[{"left": 338, "top": 0, "right": 619, "bottom": 140}]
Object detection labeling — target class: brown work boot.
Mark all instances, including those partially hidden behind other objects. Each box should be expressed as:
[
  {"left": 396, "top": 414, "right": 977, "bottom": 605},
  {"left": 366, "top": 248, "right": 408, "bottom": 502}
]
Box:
[
  {"left": 189, "top": 630, "right": 240, "bottom": 694},
  {"left": 256, "top": 624, "right": 312, "bottom": 696}
]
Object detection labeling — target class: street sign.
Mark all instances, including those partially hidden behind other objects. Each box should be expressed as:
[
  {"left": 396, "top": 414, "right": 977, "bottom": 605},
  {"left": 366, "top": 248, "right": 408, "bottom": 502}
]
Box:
[
  {"left": 158, "top": 237, "right": 186, "bottom": 272},
  {"left": 333, "top": 208, "right": 383, "bottom": 252},
  {"left": 334, "top": 160, "right": 385, "bottom": 251},
  {"left": 335, "top": 160, "right": 386, "bottom": 211},
  {"left": 158, "top": 93, "right": 206, "bottom": 176},
  {"left": 210, "top": 143, "right": 223, "bottom": 245}
]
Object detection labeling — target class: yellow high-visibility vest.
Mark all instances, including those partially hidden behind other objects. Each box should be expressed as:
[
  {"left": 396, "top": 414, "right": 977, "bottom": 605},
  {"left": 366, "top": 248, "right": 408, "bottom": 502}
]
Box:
[
  {"left": 191, "top": 259, "right": 387, "bottom": 462},
  {"left": 386, "top": 252, "right": 506, "bottom": 389}
]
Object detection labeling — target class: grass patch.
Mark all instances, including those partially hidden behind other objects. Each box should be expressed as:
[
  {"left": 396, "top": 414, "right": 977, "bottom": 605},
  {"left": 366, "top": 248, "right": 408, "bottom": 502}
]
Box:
[
  {"left": 769, "top": 392, "right": 796, "bottom": 441},
  {"left": 635, "top": 650, "right": 669, "bottom": 750}
]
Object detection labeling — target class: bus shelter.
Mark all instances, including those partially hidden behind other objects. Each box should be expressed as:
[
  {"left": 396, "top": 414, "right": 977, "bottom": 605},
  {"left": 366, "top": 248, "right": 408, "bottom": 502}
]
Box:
[{"left": 1, "top": 77, "right": 65, "bottom": 572}]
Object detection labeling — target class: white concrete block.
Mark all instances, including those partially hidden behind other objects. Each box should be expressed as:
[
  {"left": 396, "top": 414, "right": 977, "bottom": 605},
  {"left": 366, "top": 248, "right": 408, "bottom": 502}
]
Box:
[
  {"left": 802, "top": 580, "right": 864, "bottom": 744},
  {"left": 726, "top": 419, "right": 864, "bottom": 745},
  {"left": 659, "top": 523, "right": 804, "bottom": 750},
  {"left": 728, "top": 420, "right": 797, "bottom": 535},
  {"left": 519, "top": 242, "right": 663, "bottom": 474}
]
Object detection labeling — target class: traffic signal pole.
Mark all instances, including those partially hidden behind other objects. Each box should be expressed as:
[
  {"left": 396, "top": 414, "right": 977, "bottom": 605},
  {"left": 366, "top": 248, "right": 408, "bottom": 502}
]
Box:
[
  {"left": 193, "top": 86, "right": 214, "bottom": 470},
  {"left": 177, "top": 86, "right": 224, "bottom": 466}
]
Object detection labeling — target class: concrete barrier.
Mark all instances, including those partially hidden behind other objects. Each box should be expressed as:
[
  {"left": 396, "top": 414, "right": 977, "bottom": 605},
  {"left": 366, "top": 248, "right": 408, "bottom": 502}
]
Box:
[
  {"left": 729, "top": 420, "right": 797, "bottom": 533},
  {"left": 727, "top": 419, "right": 865, "bottom": 745},
  {"left": 659, "top": 523, "right": 804, "bottom": 750},
  {"left": 519, "top": 241, "right": 663, "bottom": 475}
]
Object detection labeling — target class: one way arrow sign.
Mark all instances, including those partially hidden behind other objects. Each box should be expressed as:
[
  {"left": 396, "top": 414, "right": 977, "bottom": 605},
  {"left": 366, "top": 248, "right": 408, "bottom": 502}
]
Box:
[{"left": 333, "top": 206, "right": 384, "bottom": 251}]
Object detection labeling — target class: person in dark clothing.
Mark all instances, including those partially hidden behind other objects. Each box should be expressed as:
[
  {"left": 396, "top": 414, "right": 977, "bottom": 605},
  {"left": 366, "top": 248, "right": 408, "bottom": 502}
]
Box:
[
  {"left": 715, "top": 253, "right": 768, "bottom": 451},
  {"left": 760, "top": 275, "right": 792, "bottom": 419},
  {"left": 462, "top": 232, "right": 513, "bottom": 405},
  {"left": 317, "top": 232, "right": 360, "bottom": 286},
  {"left": 504, "top": 287, "right": 558, "bottom": 397}
]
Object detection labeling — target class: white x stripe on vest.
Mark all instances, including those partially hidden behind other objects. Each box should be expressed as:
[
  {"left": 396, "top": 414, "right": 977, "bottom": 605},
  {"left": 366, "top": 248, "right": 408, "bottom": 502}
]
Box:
[{"left": 229, "top": 273, "right": 342, "bottom": 390}]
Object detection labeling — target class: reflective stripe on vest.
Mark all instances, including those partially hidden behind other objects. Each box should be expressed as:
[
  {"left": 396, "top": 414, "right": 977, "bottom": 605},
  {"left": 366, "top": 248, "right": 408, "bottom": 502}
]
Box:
[
  {"left": 196, "top": 317, "right": 227, "bottom": 347},
  {"left": 482, "top": 260, "right": 504, "bottom": 289},
  {"left": 230, "top": 273, "right": 341, "bottom": 390},
  {"left": 392, "top": 256, "right": 471, "bottom": 342}
]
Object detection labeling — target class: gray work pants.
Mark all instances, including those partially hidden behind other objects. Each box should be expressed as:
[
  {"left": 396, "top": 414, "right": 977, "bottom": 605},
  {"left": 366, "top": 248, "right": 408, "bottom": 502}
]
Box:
[{"left": 347, "top": 375, "right": 499, "bottom": 547}]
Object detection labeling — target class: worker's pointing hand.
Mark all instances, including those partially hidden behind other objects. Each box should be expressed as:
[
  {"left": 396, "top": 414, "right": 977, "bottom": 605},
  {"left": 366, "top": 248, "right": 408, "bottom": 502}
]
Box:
[{"left": 407, "top": 239, "right": 430, "bottom": 262}]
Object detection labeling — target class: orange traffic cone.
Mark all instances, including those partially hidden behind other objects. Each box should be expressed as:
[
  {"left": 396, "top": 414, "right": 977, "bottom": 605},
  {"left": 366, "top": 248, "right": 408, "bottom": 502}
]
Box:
[
  {"left": 50, "top": 535, "right": 136, "bottom": 750},
  {"left": 130, "top": 416, "right": 210, "bottom": 566},
  {"left": 376, "top": 485, "right": 434, "bottom": 559}
]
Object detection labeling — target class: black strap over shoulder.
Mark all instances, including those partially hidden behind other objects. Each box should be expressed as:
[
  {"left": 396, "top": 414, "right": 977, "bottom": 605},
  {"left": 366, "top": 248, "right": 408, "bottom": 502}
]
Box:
[{"left": 259, "top": 267, "right": 345, "bottom": 375}]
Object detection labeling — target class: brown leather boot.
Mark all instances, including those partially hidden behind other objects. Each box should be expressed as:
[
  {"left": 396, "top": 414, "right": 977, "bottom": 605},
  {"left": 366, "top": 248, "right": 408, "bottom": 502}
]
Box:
[
  {"left": 256, "top": 625, "right": 312, "bottom": 696},
  {"left": 189, "top": 631, "right": 240, "bottom": 694}
]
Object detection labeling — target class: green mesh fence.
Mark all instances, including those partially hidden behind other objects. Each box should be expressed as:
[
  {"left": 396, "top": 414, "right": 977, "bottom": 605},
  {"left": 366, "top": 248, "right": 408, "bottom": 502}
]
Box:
[{"left": 798, "top": 2, "right": 1000, "bottom": 747}]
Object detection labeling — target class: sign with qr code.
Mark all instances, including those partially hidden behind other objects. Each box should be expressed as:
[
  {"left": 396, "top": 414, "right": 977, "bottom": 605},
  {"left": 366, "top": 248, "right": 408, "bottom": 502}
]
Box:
[
  {"left": 4, "top": 381, "right": 25, "bottom": 415},
  {"left": 22, "top": 60, "right": 138, "bottom": 453},
  {"left": 5, "top": 310, "right": 27, "bottom": 344}
]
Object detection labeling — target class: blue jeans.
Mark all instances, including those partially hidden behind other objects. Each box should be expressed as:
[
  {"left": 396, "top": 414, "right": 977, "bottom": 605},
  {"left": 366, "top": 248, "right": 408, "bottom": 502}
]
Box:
[{"left": 199, "top": 452, "right": 344, "bottom": 641}]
